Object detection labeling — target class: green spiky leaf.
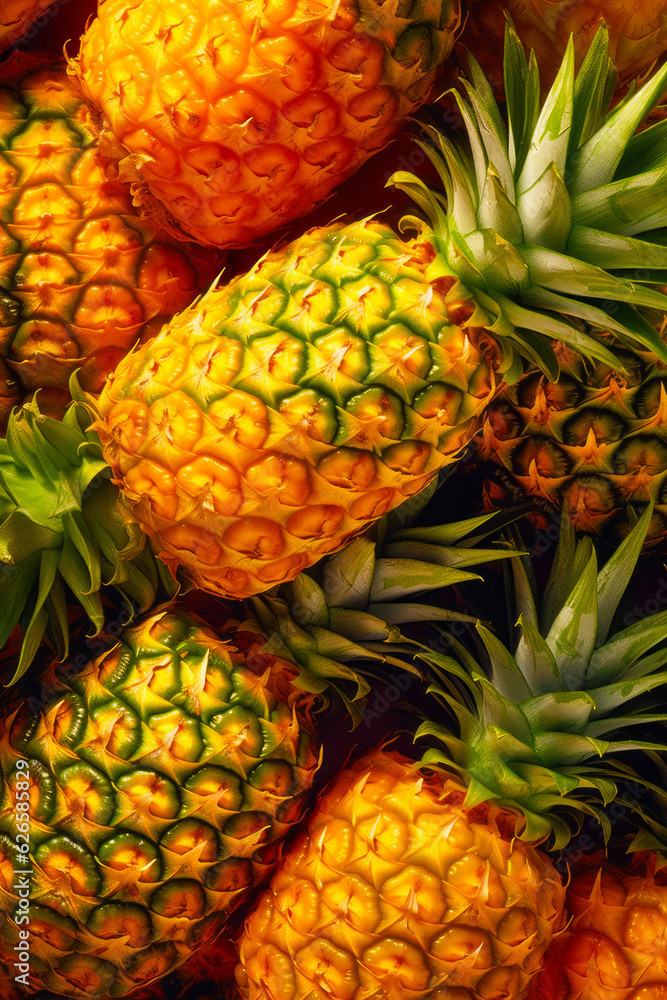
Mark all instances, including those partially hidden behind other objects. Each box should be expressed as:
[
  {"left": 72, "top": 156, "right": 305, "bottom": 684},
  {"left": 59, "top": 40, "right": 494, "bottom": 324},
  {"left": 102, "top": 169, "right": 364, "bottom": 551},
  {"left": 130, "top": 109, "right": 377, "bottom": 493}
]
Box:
[
  {"left": 416, "top": 508, "right": 667, "bottom": 848},
  {"left": 389, "top": 19, "right": 667, "bottom": 372},
  {"left": 0, "top": 400, "right": 177, "bottom": 683}
]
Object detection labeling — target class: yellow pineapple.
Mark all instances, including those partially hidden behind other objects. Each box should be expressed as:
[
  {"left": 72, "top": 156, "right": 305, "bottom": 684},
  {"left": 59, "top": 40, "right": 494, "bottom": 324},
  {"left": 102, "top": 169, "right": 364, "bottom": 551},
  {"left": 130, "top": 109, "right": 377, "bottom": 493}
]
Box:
[
  {"left": 0, "top": 51, "right": 221, "bottom": 430},
  {"left": 0, "top": 431, "right": 517, "bottom": 996},
  {"left": 236, "top": 506, "right": 667, "bottom": 1000},
  {"left": 238, "top": 748, "right": 566, "bottom": 1000},
  {"left": 93, "top": 24, "right": 667, "bottom": 599},
  {"left": 67, "top": 0, "right": 461, "bottom": 248}
]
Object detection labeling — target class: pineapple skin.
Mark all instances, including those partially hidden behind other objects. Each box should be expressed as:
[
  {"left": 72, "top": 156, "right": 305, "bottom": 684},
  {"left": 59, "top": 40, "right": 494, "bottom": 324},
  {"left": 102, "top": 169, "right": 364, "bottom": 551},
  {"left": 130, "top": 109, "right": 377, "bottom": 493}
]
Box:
[
  {"left": 0, "top": 607, "right": 320, "bottom": 998},
  {"left": 68, "top": 0, "right": 461, "bottom": 248},
  {"left": 94, "top": 217, "right": 499, "bottom": 599},
  {"left": 529, "top": 854, "right": 667, "bottom": 1000},
  {"left": 0, "top": 52, "right": 222, "bottom": 430},
  {"left": 476, "top": 336, "right": 667, "bottom": 549},
  {"left": 132, "top": 929, "right": 239, "bottom": 1000},
  {"left": 236, "top": 748, "right": 566, "bottom": 1000}
]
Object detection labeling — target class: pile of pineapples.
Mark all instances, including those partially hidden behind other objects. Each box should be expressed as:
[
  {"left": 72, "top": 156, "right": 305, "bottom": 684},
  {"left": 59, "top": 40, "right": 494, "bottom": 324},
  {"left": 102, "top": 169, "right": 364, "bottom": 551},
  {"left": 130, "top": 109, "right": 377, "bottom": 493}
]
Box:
[{"left": 4, "top": 2, "right": 667, "bottom": 999}]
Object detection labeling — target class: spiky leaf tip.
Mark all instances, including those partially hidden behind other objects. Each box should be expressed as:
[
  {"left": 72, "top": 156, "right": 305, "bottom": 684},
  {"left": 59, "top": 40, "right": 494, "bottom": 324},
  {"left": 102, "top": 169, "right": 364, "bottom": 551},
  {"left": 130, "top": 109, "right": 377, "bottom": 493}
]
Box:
[
  {"left": 0, "top": 398, "right": 177, "bottom": 684},
  {"left": 244, "top": 487, "right": 525, "bottom": 728},
  {"left": 417, "top": 506, "right": 667, "bottom": 848},
  {"left": 389, "top": 19, "right": 667, "bottom": 378}
]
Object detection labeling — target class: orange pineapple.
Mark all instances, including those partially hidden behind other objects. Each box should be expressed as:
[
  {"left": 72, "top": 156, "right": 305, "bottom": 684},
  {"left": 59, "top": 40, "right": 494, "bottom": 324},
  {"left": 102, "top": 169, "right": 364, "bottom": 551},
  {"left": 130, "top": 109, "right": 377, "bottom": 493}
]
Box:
[
  {"left": 237, "top": 748, "right": 567, "bottom": 1000},
  {"left": 68, "top": 0, "right": 461, "bottom": 248},
  {"left": 530, "top": 853, "right": 667, "bottom": 1000}
]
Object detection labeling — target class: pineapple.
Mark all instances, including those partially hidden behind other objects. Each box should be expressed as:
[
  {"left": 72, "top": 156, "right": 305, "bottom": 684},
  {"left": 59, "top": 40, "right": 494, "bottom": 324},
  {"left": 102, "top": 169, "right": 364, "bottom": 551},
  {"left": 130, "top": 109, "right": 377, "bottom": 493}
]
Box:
[
  {"left": 94, "top": 22, "right": 667, "bottom": 601},
  {"left": 0, "top": 435, "right": 517, "bottom": 996},
  {"left": 456, "top": 0, "right": 667, "bottom": 91},
  {"left": 236, "top": 504, "right": 667, "bottom": 1000},
  {"left": 238, "top": 747, "right": 567, "bottom": 1000},
  {"left": 474, "top": 333, "right": 667, "bottom": 549},
  {"left": 67, "top": 0, "right": 461, "bottom": 249},
  {"left": 133, "top": 929, "right": 238, "bottom": 999},
  {"left": 529, "top": 853, "right": 667, "bottom": 1000},
  {"left": 0, "top": 605, "right": 321, "bottom": 998},
  {"left": 0, "top": 52, "right": 221, "bottom": 430}
]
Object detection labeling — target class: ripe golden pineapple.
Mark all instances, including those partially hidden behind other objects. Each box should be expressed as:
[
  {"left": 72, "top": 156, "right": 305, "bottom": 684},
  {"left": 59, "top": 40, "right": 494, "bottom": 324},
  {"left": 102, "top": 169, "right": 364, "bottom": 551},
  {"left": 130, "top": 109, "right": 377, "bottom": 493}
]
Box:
[
  {"left": 236, "top": 505, "right": 667, "bottom": 1000},
  {"left": 0, "top": 52, "right": 221, "bottom": 430},
  {"left": 68, "top": 0, "right": 462, "bottom": 248},
  {"left": 237, "top": 748, "right": 567, "bottom": 1000},
  {"left": 93, "top": 24, "right": 667, "bottom": 600},
  {"left": 530, "top": 854, "right": 667, "bottom": 1000},
  {"left": 457, "top": 0, "right": 667, "bottom": 91},
  {"left": 0, "top": 415, "right": 513, "bottom": 998},
  {"left": 94, "top": 216, "right": 500, "bottom": 599}
]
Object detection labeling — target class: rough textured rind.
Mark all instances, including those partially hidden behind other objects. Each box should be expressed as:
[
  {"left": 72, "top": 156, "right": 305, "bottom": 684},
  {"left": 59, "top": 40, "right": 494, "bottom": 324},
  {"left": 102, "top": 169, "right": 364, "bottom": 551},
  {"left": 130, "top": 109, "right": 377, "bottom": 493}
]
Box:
[
  {"left": 94, "top": 218, "right": 500, "bottom": 599},
  {"left": 0, "top": 608, "right": 320, "bottom": 998},
  {"left": 476, "top": 334, "right": 667, "bottom": 549},
  {"left": 0, "top": 52, "right": 223, "bottom": 429},
  {"left": 237, "top": 748, "right": 567, "bottom": 1000},
  {"left": 529, "top": 855, "right": 667, "bottom": 1000},
  {"left": 69, "top": 0, "right": 461, "bottom": 247}
]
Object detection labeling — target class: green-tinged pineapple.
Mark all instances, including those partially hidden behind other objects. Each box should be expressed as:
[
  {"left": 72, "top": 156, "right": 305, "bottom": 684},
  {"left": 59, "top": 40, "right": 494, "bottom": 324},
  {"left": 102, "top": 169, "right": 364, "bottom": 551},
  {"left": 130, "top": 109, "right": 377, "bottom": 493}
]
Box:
[
  {"left": 236, "top": 506, "right": 667, "bottom": 1000},
  {"left": 93, "top": 22, "right": 667, "bottom": 602},
  {"left": 2, "top": 932, "right": 240, "bottom": 1000},
  {"left": 474, "top": 326, "right": 667, "bottom": 549},
  {"left": 0, "top": 605, "right": 320, "bottom": 999},
  {"left": 529, "top": 852, "right": 667, "bottom": 1000},
  {"left": 0, "top": 52, "right": 221, "bottom": 430},
  {"left": 0, "top": 462, "right": 520, "bottom": 997}
]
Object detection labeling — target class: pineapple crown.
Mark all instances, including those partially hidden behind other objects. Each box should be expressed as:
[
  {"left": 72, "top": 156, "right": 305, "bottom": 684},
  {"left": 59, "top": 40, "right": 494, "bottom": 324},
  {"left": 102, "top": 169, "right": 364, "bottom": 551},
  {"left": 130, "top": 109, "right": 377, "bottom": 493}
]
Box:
[
  {"left": 0, "top": 398, "right": 176, "bottom": 683},
  {"left": 419, "top": 505, "right": 667, "bottom": 849},
  {"left": 244, "top": 481, "right": 523, "bottom": 726},
  {"left": 389, "top": 19, "right": 667, "bottom": 378}
]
